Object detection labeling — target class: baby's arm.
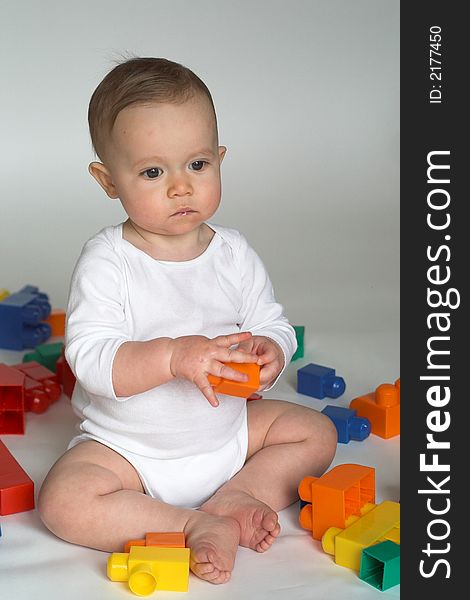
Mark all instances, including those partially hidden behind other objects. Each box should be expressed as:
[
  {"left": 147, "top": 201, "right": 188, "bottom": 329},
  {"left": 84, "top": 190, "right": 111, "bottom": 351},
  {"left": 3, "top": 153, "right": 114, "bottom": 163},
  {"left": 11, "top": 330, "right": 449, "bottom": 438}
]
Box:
[
  {"left": 234, "top": 233, "right": 297, "bottom": 389},
  {"left": 113, "top": 331, "right": 257, "bottom": 407},
  {"left": 66, "top": 236, "right": 257, "bottom": 407}
]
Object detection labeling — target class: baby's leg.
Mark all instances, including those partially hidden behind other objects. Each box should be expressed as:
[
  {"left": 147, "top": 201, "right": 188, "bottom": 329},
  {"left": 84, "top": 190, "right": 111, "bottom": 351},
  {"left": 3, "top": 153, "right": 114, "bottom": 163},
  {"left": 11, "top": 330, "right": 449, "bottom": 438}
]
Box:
[
  {"left": 38, "top": 441, "right": 240, "bottom": 584},
  {"left": 201, "top": 400, "right": 337, "bottom": 551}
]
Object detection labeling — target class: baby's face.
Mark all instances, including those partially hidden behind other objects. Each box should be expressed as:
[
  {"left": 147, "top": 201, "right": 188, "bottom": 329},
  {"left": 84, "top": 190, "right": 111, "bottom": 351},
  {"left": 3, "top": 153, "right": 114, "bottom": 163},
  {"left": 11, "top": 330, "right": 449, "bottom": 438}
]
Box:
[{"left": 102, "top": 96, "right": 225, "bottom": 237}]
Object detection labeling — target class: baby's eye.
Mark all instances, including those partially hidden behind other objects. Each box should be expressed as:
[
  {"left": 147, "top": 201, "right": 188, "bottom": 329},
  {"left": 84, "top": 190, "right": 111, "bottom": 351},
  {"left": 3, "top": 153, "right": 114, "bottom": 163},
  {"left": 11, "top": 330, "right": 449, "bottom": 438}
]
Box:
[
  {"left": 189, "top": 160, "right": 207, "bottom": 171},
  {"left": 142, "top": 167, "right": 162, "bottom": 179}
]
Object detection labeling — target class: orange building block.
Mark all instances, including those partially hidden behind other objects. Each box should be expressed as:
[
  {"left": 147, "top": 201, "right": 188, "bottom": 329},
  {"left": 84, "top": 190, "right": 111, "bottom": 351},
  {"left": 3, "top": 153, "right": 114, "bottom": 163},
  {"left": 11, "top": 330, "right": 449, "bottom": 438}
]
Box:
[
  {"left": 349, "top": 379, "right": 400, "bottom": 439},
  {"left": 207, "top": 362, "right": 260, "bottom": 398},
  {"left": 298, "top": 464, "right": 375, "bottom": 540},
  {"left": 44, "top": 309, "right": 66, "bottom": 336},
  {"left": 124, "top": 532, "right": 186, "bottom": 553}
]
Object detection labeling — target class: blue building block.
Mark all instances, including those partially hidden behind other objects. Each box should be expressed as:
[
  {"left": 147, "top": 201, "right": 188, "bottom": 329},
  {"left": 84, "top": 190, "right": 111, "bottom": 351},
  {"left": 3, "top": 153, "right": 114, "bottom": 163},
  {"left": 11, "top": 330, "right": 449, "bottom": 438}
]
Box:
[
  {"left": 297, "top": 363, "right": 346, "bottom": 399},
  {"left": 321, "top": 405, "right": 371, "bottom": 443},
  {"left": 0, "top": 286, "right": 51, "bottom": 351}
]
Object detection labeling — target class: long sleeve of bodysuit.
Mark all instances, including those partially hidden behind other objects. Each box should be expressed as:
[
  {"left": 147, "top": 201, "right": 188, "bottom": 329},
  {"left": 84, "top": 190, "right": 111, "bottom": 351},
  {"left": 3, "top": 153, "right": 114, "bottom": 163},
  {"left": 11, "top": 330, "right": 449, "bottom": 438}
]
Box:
[{"left": 65, "top": 235, "right": 131, "bottom": 400}]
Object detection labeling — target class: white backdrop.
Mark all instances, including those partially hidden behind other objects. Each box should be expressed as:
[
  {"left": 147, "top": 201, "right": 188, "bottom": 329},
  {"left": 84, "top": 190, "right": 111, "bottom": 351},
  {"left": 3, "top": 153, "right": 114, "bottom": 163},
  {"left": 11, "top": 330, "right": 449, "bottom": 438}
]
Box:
[
  {"left": 1, "top": 3, "right": 400, "bottom": 598},
  {"left": 0, "top": 0, "right": 399, "bottom": 338}
]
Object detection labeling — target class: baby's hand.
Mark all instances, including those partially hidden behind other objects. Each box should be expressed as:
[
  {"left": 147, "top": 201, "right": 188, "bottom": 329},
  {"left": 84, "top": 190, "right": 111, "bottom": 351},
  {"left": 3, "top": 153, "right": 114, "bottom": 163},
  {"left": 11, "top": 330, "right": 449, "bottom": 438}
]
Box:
[
  {"left": 237, "top": 336, "right": 284, "bottom": 390},
  {"left": 169, "top": 332, "right": 258, "bottom": 407}
]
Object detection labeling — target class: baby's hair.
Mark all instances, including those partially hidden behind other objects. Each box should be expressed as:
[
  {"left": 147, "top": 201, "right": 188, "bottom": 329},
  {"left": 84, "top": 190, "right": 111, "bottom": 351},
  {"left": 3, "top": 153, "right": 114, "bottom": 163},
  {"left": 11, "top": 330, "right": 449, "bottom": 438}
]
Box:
[{"left": 88, "top": 57, "right": 218, "bottom": 161}]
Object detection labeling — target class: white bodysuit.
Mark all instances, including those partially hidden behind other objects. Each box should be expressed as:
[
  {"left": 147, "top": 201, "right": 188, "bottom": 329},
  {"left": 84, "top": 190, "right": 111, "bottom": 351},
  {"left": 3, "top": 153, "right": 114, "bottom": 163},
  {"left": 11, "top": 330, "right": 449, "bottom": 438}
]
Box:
[{"left": 65, "top": 222, "right": 296, "bottom": 507}]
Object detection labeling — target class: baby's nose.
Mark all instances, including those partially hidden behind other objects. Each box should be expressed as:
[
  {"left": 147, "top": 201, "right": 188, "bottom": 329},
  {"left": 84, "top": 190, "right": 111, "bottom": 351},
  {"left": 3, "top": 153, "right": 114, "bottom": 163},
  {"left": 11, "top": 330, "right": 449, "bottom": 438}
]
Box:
[{"left": 167, "top": 173, "right": 192, "bottom": 196}]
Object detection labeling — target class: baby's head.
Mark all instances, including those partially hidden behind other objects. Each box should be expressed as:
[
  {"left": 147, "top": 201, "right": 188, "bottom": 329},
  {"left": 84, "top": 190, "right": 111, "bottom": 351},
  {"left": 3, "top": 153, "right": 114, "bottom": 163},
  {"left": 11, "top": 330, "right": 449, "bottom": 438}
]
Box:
[
  {"left": 87, "top": 57, "right": 226, "bottom": 237},
  {"left": 88, "top": 57, "right": 218, "bottom": 163}
]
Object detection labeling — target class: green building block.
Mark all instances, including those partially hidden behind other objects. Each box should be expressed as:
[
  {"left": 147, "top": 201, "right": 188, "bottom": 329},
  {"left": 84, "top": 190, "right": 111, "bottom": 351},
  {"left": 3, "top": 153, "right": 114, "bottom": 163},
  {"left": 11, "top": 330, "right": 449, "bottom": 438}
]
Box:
[
  {"left": 291, "top": 325, "right": 305, "bottom": 361},
  {"left": 23, "top": 342, "right": 64, "bottom": 372},
  {"left": 359, "top": 540, "right": 400, "bottom": 591}
]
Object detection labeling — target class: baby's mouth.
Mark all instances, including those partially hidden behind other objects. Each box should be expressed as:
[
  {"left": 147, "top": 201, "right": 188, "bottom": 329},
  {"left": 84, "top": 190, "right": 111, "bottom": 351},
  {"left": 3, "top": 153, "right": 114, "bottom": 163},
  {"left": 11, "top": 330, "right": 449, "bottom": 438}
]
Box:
[{"left": 171, "top": 207, "right": 196, "bottom": 216}]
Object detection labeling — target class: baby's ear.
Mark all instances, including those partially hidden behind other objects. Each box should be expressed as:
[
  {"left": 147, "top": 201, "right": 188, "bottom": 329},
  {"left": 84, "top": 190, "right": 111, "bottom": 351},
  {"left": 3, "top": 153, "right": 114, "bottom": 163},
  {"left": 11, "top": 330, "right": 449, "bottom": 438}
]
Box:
[
  {"left": 218, "top": 146, "right": 227, "bottom": 164},
  {"left": 88, "top": 162, "right": 119, "bottom": 198}
]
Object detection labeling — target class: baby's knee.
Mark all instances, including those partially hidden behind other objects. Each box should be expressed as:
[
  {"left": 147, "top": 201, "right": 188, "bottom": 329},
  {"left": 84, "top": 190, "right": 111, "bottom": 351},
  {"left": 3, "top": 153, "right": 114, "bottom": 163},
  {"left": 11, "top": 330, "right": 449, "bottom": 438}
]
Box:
[
  {"left": 38, "top": 462, "right": 102, "bottom": 540},
  {"left": 304, "top": 410, "right": 338, "bottom": 472},
  {"left": 318, "top": 410, "right": 338, "bottom": 449},
  {"left": 38, "top": 466, "right": 78, "bottom": 538}
]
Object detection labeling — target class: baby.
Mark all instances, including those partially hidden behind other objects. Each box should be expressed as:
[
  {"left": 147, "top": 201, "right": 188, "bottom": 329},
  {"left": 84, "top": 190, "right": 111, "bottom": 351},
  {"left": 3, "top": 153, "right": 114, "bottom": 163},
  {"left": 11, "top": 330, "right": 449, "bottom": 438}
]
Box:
[{"left": 38, "top": 57, "right": 337, "bottom": 584}]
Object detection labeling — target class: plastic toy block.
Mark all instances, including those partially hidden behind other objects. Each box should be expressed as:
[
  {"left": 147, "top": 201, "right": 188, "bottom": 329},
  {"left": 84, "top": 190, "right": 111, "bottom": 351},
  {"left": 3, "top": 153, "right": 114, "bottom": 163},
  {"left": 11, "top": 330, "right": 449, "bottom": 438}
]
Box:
[
  {"left": 108, "top": 545, "right": 190, "bottom": 595},
  {"left": 297, "top": 363, "right": 346, "bottom": 399},
  {"left": 291, "top": 325, "right": 305, "bottom": 361},
  {"left": 350, "top": 379, "right": 400, "bottom": 439},
  {"left": 0, "top": 285, "right": 51, "bottom": 350},
  {"left": 0, "top": 289, "right": 10, "bottom": 301},
  {"left": 23, "top": 341, "right": 64, "bottom": 373},
  {"left": 44, "top": 309, "right": 66, "bottom": 337},
  {"left": 360, "top": 540, "right": 400, "bottom": 591},
  {"left": 125, "top": 532, "right": 186, "bottom": 553},
  {"left": 55, "top": 348, "right": 76, "bottom": 399},
  {"left": 322, "top": 501, "right": 400, "bottom": 572},
  {"left": 321, "top": 406, "right": 371, "bottom": 443},
  {"left": 0, "top": 440, "right": 35, "bottom": 515},
  {"left": 298, "top": 464, "right": 375, "bottom": 540},
  {"left": 11, "top": 362, "right": 61, "bottom": 414},
  {"left": 0, "top": 364, "right": 25, "bottom": 434},
  {"left": 207, "top": 362, "right": 260, "bottom": 398}
]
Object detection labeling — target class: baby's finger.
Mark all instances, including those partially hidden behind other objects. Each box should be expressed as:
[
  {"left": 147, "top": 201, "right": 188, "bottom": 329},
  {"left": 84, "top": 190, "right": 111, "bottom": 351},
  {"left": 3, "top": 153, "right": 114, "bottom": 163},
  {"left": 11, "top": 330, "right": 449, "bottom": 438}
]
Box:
[
  {"left": 214, "top": 331, "right": 253, "bottom": 348},
  {"left": 224, "top": 348, "right": 259, "bottom": 364},
  {"left": 218, "top": 363, "right": 250, "bottom": 382},
  {"left": 195, "top": 375, "right": 220, "bottom": 407},
  {"left": 259, "top": 364, "right": 277, "bottom": 388},
  {"left": 257, "top": 352, "right": 274, "bottom": 365}
]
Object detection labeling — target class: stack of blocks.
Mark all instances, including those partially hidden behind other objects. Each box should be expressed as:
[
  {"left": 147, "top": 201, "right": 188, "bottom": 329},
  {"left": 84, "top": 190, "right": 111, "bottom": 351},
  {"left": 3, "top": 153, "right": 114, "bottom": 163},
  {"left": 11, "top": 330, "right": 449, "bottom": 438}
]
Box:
[
  {"left": 108, "top": 532, "right": 190, "bottom": 595},
  {"left": 0, "top": 285, "right": 52, "bottom": 350},
  {"left": 1, "top": 344, "right": 76, "bottom": 431},
  {"left": 298, "top": 464, "right": 400, "bottom": 591}
]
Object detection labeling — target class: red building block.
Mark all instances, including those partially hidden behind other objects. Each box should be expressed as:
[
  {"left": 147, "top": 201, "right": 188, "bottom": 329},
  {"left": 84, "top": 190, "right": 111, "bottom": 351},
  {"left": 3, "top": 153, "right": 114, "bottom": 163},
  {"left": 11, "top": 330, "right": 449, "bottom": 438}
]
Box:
[
  {"left": 349, "top": 379, "right": 400, "bottom": 439},
  {"left": 0, "top": 364, "right": 25, "bottom": 434},
  {"left": 0, "top": 440, "right": 35, "bottom": 515},
  {"left": 55, "top": 346, "right": 76, "bottom": 399},
  {"left": 11, "top": 362, "right": 61, "bottom": 414}
]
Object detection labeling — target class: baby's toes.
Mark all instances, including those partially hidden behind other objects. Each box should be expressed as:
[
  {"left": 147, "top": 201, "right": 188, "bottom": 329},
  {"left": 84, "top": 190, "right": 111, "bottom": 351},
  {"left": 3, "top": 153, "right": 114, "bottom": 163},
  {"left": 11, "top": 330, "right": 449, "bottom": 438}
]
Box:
[
  {"left": 208, "top": 570, "right": 232, "bottom": 584},
  {"left": 261, "top": 510, "right": 279, "bottom": 533}
]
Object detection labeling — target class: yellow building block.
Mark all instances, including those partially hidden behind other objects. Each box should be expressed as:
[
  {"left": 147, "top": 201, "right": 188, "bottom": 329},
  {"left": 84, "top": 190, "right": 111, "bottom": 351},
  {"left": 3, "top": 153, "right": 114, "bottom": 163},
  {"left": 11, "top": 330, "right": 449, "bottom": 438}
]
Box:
[
  {"left": 108, "top": 545, "right": 190, "bottom": 595},
  {"left": 0, "top": 289, "right": 10, "bottom": 302},
  {"left": 322, "top": 501, "right": 400, "bottom": 571}
]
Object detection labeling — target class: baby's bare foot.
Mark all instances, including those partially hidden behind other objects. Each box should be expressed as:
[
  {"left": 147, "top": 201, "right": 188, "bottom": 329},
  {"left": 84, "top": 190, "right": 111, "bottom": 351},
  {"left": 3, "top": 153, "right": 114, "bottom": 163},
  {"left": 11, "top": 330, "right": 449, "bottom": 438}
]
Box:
[
  {"left": 200, "top": 490, "right": 280, "bottom": 552},
  {"left": 184, "top": 512, "right": 240, "bottom": 584}
]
